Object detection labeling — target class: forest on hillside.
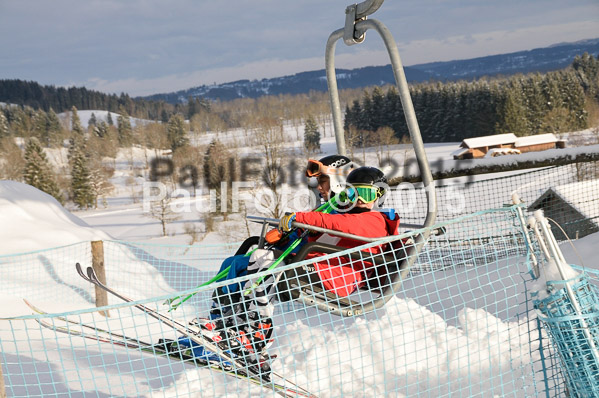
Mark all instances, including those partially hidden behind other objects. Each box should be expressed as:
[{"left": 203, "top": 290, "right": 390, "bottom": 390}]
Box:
[
  {"left": 2, "top": 53, "right": 598, "bottom": 145},
  {"left": 345, "top": 53, "right": 599, "bottom": 142}
]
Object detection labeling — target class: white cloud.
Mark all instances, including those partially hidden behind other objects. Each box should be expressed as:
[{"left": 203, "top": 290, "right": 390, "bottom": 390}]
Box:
[{"left": 84, "top": 19, "right": 599, "bottom": 97}]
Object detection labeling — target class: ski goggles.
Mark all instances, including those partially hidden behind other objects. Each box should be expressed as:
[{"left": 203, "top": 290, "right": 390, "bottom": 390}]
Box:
[
  {"left": 345, "top": 185, "right": 382, "bottom": 204},
  {"left": 305, "top": 159, "right": 346, "bottom": 177}
]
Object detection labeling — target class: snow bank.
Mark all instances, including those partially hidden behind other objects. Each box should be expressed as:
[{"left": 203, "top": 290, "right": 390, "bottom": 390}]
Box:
[
  {"left": 57, "top": 110, "right": 150, "bottom": 129},
  {"left": 0, "top": 181, "right": 176, "bottom": 317},
  {"left": 152, "top": 296, "right": 536, "bottom": 398},
  {"left": 0, "top": 180, "right": 111, "bottom": 255}
]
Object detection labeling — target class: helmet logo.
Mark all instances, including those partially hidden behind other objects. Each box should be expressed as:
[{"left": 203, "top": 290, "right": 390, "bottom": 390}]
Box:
[{"left": 328, "top": 158, "right": 347, "bottom": 168}]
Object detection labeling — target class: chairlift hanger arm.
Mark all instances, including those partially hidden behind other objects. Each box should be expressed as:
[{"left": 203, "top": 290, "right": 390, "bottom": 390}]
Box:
[{"left": 353, "top": 0, "right": 385, "bottom": 19}]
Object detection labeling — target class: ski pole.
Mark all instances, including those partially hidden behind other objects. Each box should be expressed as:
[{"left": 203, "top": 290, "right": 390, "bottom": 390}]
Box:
[
  {"left": 166, "top": 198, "right": 336, "bottom": 310},
  {"left": 164, "top": 228, "right": 304, "bottom": 310},
  {"left": 242, "top": 229, "right": 310, "bottom": 296},
  {"left": 164, "top": 268, "right": 230, "bottom": 309},
  {"left": 164, "top": 228, "right": 302, "bottom": 310}
]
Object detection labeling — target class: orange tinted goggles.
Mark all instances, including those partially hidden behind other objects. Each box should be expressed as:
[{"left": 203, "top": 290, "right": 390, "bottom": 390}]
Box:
[{"left": 305, "top": 159, "right": 346, "bottom": 177}]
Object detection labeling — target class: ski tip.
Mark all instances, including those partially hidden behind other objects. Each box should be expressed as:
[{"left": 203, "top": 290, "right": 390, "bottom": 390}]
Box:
[{"left": 75, "top": 262, "right": 86, "bottom": 278}]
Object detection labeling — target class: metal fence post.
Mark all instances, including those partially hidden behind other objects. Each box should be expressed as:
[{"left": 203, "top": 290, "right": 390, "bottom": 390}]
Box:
[{"left": 91, "top": 241, "right": 110, "bottom": 317}]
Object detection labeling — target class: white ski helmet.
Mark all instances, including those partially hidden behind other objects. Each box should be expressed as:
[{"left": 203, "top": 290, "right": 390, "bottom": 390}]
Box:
[{"left": 305, "top": 155, "right": 355, "bottom": 194}]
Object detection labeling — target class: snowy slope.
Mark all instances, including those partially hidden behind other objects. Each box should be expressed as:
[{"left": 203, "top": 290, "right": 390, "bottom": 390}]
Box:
[
  {"left": 0, "top": 180, "right": 110, "bottom": 255},
  {"left": 57, "top": 110, "right": 150, "bottom": 130}
]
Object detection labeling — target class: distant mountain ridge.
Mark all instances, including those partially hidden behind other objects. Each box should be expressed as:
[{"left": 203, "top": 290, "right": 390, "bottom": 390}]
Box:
[
  {"left": 143, "top": 38, "right": 599, "bottom": 103},
  {"left": 411, "top": 38, "right": 599, "bottom": 80}
]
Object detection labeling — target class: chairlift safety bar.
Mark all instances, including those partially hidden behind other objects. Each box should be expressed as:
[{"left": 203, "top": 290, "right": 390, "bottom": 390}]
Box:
[{"left": 246, "top": 215, "right": 385, "bottom": 243}]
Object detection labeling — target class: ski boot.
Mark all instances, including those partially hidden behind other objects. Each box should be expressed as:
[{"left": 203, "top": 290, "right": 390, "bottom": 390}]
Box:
[
  {"left": 157, "top": 337, "right": 233, "bottom": 370},
  {"left": 216, "top": 321, "right": 275, "bottom": 380}
]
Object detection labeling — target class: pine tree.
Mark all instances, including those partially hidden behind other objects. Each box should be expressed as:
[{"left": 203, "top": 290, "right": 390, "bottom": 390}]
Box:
[
  {"left": 30, "top": 108, "right": 62, "bottom": 147},
  {"left": 167, "top": 113, "right": 189, "bottom": 153},
  {"left": 70, "top": 106, "right": 84, "bottom": 137},
  {"left": 23, "top": 138, "right": 63, "bottom": 203},
  {"left": 360, "top": 90, "right": 374, "bottom": 132},
  {"left": 70, "top": 144, "right": 95, "bottom": 209},
  {"left": 370, "top": 86, "right": 386, "bottom": 132},
  {"left": 117, "top": 111, "right": 133, "bottom": 146},
  {"left": 384, "top": 86, "right": 405, "bottom": 139},
  {"left": 495, "top": 83, "right": 529, "bottom": 136},
  {"left": 303, "top": 115, "right": 321, "bottom": 152},
  {"left": 522, "top": 74, "right": 546, "bottom": 135},
  {"left": 572, "top": 52, "right": 599, "bottom": 100},
  {"left": 46, "top": 108, "right": 62, "bottom": 146},
  {"left": 0, "top": 111, "right": 8, "bottom": 139},
  {"left": 343, "top": 104, "right": 353, "bottom": 133},
  {"left": 560, "top": 70, "right": 588, "bottom": 130},
  {"left": 94, "top": 121, "right": 108, "bottom": 138},
  {"left": 88, "top": 113, "right": 97, "bottom": 128},
  {"left": 469, "top": 81, "right": 496, "bottom": 138},
  {"left": 32, "top": 110, "right": 49, "bottom": 144},
  {"left": 106, "top": 112, "right": 114, "bottom": 126},
  {"left": 345, "top": 100, "right": 362, "bottom": 132}
]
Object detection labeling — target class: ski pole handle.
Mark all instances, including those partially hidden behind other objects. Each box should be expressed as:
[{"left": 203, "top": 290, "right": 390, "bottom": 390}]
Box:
[{"left": 242, "top": 229, "right": 308, "bottom": 296}]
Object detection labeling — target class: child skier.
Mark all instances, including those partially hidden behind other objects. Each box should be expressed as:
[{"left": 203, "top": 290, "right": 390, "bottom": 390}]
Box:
[
  {"left": 197, "top": 166, "right": 399, "bottom": 374},
  {"left": 205, "top": 154, "right": 355, "bottom": 310},
  {"left": 161, "top": 156, "right": 358, "bottom": 374}
]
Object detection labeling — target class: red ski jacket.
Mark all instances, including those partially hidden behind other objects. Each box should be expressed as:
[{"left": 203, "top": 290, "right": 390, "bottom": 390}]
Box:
[{"left": 294, "top": 210, "right": 400, "bottom": 296}]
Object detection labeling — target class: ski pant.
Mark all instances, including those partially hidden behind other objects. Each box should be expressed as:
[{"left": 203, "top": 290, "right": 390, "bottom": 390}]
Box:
[{"left": 211, "top": 249, "right": 325, "bottom": 320}]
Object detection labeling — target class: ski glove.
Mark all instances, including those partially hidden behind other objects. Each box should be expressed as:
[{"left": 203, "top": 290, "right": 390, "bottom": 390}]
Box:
[{"left": 278, "top": 212, "right": 296, "bottom": 232}]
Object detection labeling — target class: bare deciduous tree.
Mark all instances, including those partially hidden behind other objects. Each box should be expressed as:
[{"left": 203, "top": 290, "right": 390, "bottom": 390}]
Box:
[
  {"left": 373, "top": 126, "right": 400, "bottom": 167},
  {"left": 252, "top": 117, "right": 286, "bottom": 218},
  {"left": 149, "top": 195, "right": 181, "bottom": 237},
  {"left": 143, "top": 122, "right": 169, "bottom": 160},
  {"left": 173, "top": 145, "right": 204, "bottom": 197},
  {"left": 0, "top": 137, "right": 25, "bottom": 180}
]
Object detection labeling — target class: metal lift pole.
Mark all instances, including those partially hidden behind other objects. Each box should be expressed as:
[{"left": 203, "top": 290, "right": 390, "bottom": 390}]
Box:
[{"left": 325, "top": 0, "right": 436, "bottom": 227}]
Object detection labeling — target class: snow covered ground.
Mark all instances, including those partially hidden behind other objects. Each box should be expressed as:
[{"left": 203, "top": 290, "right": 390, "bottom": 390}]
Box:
[
  {"left": 1, "top": 120, "right": 598, "bottom": 397},
  {"left": 1, "top": 179, "right": 597, "bottom": 397}
]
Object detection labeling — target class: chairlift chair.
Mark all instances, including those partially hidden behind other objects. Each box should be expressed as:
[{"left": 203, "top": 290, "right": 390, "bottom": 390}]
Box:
[
  {"left": 242, "top": 0, "right": 437, "bottom": 317},
  {"left": 317, "top": 0, "right": 437, "bottom": 316},
  {"left": 245, "top": 216, "right": 412, "bottom": 317}
]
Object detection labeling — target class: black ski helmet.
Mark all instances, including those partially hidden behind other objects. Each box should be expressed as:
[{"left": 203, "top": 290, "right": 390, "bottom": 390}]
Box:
[
  {"left": 306, "top": 154, "right": 354, "bottom": 194},
  {"left": 346, "top": 166, "right": 388, "bottom": 205}
]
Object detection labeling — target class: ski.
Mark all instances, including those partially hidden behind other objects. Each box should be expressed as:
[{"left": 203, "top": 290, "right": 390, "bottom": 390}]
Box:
[
  {"left": 25, "top": 299, "right": 312, "bottom": 396},
  {"left": 75, "top": 263, "right": 318, "bottom": 398}
]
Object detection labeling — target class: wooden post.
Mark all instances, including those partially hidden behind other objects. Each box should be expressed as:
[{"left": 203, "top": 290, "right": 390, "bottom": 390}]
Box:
[
  {"left": 91, "top": 241, "right": 110, "bottom": 317},
  {"left": 0, "top": 358, "right": 6, "bottom": 398}
]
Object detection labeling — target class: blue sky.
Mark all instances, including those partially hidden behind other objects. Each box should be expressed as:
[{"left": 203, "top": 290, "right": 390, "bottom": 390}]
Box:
[{"left": 1, "top": 0, "right": 598, "bottom": 97}]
